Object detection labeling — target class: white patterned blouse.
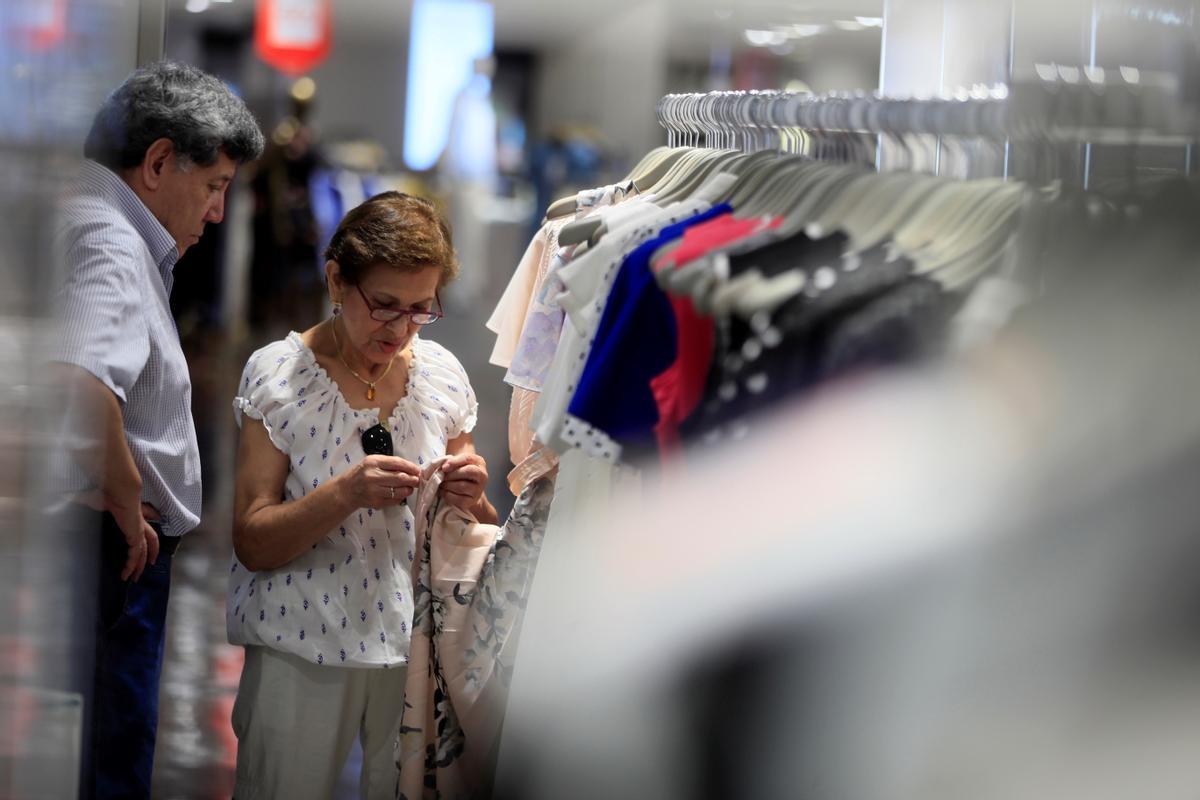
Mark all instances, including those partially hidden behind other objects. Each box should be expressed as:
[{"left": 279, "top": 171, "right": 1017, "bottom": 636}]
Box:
[{"left": 225, "top": 332, "right": 478, "bottom": 667}]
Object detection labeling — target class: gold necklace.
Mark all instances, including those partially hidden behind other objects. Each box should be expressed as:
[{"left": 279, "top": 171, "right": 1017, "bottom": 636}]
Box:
[{"left": 330, "top": 319, "right": 398, "bottom": 401}]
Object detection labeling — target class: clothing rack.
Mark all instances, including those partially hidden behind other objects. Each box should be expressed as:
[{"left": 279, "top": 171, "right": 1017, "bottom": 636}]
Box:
[{"left": 657, "top": 68, "right": 1198, "bottom": 152}]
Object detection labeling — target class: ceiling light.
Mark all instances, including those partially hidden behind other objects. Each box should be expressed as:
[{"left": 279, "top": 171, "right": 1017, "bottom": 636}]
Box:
[
  {"left": 291, "top": 76, "right": 316, "bottom": 102},
  {"left": 855, "top": 16, "right": 884, "bottom": 27},
  {"left": 744, "top": 28, "right": 788, "bottom": 47},
  {"left": 744, "top": 29, "right": 774, "bottom": 47},
  {"left": 185, "top": 0, "right": 210, "bottom": 11},
  {"left": 1034, "top": 62, "right": 1058, "bottom": 82},
  {"left": 833, "top": 19, "right": 865, "bottom": 31},
  {"left": 790, "top": 24, "right": 823, "bottom": 38}
]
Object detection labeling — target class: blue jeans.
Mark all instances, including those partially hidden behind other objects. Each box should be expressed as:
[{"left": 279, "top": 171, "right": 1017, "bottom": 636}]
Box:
[{"left": 82, "top": 512, "right": 177, "bottom": 800}]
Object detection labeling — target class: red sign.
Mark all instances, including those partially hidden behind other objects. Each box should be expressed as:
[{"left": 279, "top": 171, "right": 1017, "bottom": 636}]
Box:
[
  {"left": 255, "top": 0, "right": 332, "bottom": 76},
  {"left": 8, "top": 0, "right": 68, "bottom": 51}
]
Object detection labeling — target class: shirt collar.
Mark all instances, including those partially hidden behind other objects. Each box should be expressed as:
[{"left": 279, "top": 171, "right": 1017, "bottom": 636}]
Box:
[{"left": 78, "top": 160, "right": 181, "bottom": 286}]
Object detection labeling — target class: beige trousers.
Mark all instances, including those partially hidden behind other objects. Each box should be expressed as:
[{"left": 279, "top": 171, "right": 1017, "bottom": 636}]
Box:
[{"left": 232, "top": 645, "right": 407, "bottom": 800}]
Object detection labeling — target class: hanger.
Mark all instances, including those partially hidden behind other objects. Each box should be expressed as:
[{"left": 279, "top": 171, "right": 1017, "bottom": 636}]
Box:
[
  {"left": 896, "top": 179, "right": 1016, "bottom": 265},
  {"left": 543, "top": 194, "right": 579, "bottom": 221},
  {"left": 647, "top": 136, "right": 739, "bottom": 204},
  {"left": 772, "top": 164, "right": 867, "bottom": 239},
  {"left": 654, "top": 148, "right": 741, "bottom": 206},
  {"left": 625, "top": 145, "right": 670, "bottom": 183},
  {"left": 700, "top": 268, "right": 766, "bottom": 317},
  {"left": 557, "top": 145, "right": 700, "bottom": 246},
  {"left": 840, "top": 175, "right": 945, "bottom": 252},
  {"left": 804, "top": 172, "right": 907, "bottom": 240},
  {"left": 543, "top": 147, "right": 670, "bottom": 222},
  {"left": 737, "top": 159, "right": 831, "bottom": 220},
  {"left": 732, "top": 269, "right": 808, "bottom": 318},
  {"left": 769, "top": 163, "right": 860, "bottom": 233},
  {"left": 632, "top": 148, "right": 690, "bottom": 192},
  {"left": 886, "top": 180, "right": 979, "bottom": 257},
  {"left": 721, "top": 152, "right": 799, "bottom": 210},
  {"left": 910, "top": 184, "right": 1027, "bottom": 280},
  {"left": 665, "top": 254, "right": 720, "bottom": 294}
]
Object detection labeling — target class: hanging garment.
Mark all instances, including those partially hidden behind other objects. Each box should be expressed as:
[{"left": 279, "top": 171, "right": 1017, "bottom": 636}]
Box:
[
  {"left": 679, "top": 238, "right": 956, "bottom": 448},
  {"left": 561, "top": 204, "right": 734, "bottom": 462},
  {"left": 396, "top": 458, "right": 556, "bottom": 800},
  {"left": 649, "top": 215, "right": 787, "bottom": 457},
  {"left": 490, "top": 189, "right": 636, "bottom": 470},
  {"left": 530, "top": 196, "right": 713, "bottom": 452},
  {"left": 651, "top": 212, "right": 782, "bottom": 272}
]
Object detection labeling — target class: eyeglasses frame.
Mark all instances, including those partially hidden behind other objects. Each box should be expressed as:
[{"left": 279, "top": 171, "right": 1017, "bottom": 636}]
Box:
[{"left": 353, "top": 282, "right": 443, "bottom": 325}]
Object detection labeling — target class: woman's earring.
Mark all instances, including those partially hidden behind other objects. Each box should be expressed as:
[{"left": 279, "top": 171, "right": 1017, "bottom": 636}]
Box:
[{"left": 332, "top": 301, "right": 342, "bottom": 316}]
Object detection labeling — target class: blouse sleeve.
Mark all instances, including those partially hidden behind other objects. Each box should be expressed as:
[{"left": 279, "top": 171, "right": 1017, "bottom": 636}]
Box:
[
  {"left": 232, "top": 342, "right": 300, "bottom": 454},
  {"left": 417, "top": 339, "right": 479, "bottom": 441}
]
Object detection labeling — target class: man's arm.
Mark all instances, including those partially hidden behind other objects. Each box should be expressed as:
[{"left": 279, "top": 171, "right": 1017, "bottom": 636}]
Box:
[{"left": 52, "top": 362, "right": 158, "bottom": 581}]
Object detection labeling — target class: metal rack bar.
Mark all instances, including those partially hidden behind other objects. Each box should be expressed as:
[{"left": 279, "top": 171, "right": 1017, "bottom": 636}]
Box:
[{"left": 657, "top": 69, "right": 1197, "bottom": 150}]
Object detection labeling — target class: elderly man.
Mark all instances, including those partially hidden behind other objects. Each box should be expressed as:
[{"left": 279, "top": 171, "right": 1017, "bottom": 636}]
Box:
[{"left": 52, "top": 60, "right": 263, "bottom": 798}]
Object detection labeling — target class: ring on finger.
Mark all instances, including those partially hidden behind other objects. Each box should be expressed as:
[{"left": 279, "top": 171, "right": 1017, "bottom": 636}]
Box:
[{"left": 389, "top": 486, "right": 395, "bottom": 499}]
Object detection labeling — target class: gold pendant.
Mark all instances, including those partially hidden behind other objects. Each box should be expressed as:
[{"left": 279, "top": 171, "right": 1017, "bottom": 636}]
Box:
[{"left": 367, "top": 384, "right": 376, "bottom": 401}]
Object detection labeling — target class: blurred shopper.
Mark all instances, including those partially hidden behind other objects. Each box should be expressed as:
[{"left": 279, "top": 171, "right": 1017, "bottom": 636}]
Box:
[
  {"left": 51, "top": 60, "right": 263, "bottom": 799},
  {"left": 249, "top": 76, "right": 326, "bottom": 336},
  {"left": 440, "top": 56, "right": 500, "bottom": 306},
  {"left": 227, "top": 191, "right": 496, "bottom": 799}
]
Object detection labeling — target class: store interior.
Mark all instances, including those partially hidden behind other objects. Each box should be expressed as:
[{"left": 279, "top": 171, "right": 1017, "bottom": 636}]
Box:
[{"left": 3, "top": 0, "right": 1200, "bottom": 798}]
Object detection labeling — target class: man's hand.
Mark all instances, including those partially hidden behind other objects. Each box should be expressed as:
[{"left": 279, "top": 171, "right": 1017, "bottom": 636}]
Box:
[
  {"left": 52, "top": 363, "right": 159, "bottom": 582},
  {"left": 107, "top": 494, "right": 160, "bottom": 582}
]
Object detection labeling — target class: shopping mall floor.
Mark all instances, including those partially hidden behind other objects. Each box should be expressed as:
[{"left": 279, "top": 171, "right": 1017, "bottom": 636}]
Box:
[{"left": 150, "top": 297, "right": 513, "bottom": 799}]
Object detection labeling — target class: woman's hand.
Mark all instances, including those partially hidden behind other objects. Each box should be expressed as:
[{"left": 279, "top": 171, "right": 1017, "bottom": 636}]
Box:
[
  {"left": 338, "top": 454, "right": 421, "bottom": 510},
  {"left": 438, "top": 452, "right": 488, "bottom": 513}
]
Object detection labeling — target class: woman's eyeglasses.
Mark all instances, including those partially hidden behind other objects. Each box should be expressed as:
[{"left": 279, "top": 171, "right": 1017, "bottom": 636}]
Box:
[{"left": 355, "top": 283, "right": 443, "bottom": 325}]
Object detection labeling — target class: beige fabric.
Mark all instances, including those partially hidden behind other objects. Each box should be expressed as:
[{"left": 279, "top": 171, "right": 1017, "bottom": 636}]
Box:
[
  {"left": 397, "top": 460, "right": 556, "bottom": 799},
  {"left": 232, "top": 645, "right": 408, "bottom": 800},
  {"left": 506, "top": 442, "right": 559, "bottom": 496},
  {"left": 485, "top": 226, "right": 548, "bottom": 370},
  {"left": 507, "top": 387, "right": 541, "bottom": 467}
]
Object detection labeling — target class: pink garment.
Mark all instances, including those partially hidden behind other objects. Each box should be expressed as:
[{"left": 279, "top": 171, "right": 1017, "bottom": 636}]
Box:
[
  {"left": 649, "top": 215, "right": 784, "bottom": 461},
  {"left": 487, "top": 219, "right": 569, "bottom": 468},
  {"left": 397, "top": 458, "right": 556, "bottom": 799},
  {"left": 650, "top": 294, "right": 714, "bottom": 458},
  {"left": 486, "top": 221, "right": 555, "bottom": 370},
  {"left": 652, "top": 213, "right": 783, "bottom": 272}
]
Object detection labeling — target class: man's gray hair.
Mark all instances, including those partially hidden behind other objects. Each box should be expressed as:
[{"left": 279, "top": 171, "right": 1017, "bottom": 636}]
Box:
[{"left": 84, "top": 60, "right": 264, "bottom": 170}]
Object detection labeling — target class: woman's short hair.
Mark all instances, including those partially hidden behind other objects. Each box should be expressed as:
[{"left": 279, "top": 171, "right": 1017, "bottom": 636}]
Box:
[
  {"left": 324, "top": 192, "right": 460, "bottom": 288},
  {"left": 85, "top": 60, "right": 264, "bottom": 170}
]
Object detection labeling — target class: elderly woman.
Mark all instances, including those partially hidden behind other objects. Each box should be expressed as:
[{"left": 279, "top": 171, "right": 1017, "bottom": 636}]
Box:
[{"left": 227, "top": 191, "right": 495, "bottom": 799}]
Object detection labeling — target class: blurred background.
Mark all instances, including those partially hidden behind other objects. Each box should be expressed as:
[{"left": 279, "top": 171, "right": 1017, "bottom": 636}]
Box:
[{"left": 3, "top": 0, "right": 1200, "bottom": 798}]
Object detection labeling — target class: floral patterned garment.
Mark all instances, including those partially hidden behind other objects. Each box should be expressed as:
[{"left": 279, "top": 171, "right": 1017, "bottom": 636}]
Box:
[{"left": 396, "top": 459, "right": 555, "bottom": 800}]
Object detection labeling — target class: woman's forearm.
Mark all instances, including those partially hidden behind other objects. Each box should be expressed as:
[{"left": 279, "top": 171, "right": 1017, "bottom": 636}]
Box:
[{"left": 234, "top": 476, "right": 355, "bottom": 571}]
